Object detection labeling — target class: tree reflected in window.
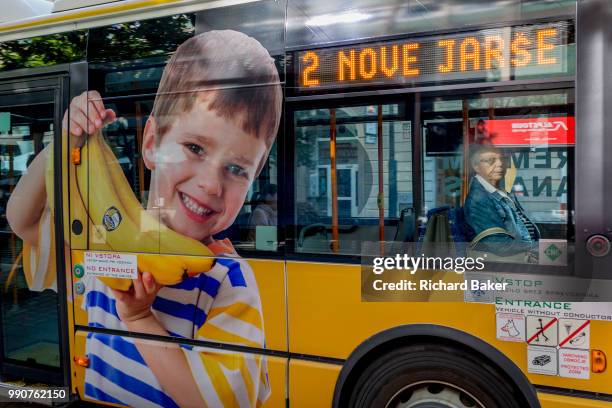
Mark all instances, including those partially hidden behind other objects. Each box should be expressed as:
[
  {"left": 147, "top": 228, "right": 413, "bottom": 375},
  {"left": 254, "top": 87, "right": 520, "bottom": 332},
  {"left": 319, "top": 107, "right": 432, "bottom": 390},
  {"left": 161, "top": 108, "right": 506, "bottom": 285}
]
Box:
[
  {"left": 88, "top": 14, "right": 195, "bottom": 62},
  {"left": 0, "top": 31, "right": 87, "bottom": 71}
]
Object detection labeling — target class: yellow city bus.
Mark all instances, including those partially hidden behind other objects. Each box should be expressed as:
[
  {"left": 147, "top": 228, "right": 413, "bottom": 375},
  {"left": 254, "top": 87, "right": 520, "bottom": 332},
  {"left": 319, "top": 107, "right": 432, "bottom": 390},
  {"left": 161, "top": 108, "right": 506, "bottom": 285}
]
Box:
[{"left": 0, "top": 0, "right": 611, "bottom": 407}]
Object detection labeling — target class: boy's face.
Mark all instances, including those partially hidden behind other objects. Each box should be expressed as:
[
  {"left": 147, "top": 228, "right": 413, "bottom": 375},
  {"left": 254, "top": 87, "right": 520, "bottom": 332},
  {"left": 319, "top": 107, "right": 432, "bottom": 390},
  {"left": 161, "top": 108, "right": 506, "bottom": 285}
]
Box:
[{"left": 144, "top": 97, "right": 268, "bottom": 242}]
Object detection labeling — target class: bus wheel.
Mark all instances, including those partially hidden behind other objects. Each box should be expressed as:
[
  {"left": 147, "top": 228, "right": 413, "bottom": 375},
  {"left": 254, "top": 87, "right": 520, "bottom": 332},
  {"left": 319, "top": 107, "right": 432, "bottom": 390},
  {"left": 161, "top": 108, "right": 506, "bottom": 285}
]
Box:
[{"left": 347, "top": 344, "right": 522, "bottom": 408}]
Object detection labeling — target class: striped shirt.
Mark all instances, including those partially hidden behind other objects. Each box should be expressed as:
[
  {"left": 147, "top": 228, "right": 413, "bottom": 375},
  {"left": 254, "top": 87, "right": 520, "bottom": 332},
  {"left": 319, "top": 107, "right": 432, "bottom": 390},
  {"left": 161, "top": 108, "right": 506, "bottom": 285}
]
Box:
[
  {"left": 82, "top": 241, "right": 270, "bottom": 408},
  {"left": 514, "top": 204, "right": 538, "bottom": 241}
]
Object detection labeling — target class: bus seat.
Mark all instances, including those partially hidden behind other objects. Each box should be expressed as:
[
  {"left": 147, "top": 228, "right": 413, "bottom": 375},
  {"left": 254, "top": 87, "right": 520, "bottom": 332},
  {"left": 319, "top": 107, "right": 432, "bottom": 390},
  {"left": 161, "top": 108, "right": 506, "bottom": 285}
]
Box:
[
  {"left": 418, "top": 206, "right": 472, "bottom": 256},
  {"left": 297, "top": 223, "right": 331, "bottom": 252},
  {"left": 393, "top": 207, "right": 415, "bottom": 242}
]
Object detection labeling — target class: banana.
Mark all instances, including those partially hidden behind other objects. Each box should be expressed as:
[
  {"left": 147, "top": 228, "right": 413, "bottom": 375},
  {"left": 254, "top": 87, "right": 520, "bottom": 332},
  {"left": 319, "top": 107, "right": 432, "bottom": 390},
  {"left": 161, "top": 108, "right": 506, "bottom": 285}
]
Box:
[{"left": 48, "top": 130, "right": 215, "bottom": 290}]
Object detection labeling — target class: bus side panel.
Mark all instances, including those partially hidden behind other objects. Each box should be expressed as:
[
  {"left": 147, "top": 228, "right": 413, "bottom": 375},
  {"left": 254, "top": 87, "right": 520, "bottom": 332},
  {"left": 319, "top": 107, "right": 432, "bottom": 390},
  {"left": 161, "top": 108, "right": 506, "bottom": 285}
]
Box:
[
  {"left": 249, "top": 259, "right": 288, "bottom": 351},
  {"left": 289, "top": 359, "right": 340, "bottom": 408},
  {"left": 73, "top": 330, "right": 287, "bottom": 407},
  {"left": 539, "top": 393, "right": 612, "bottom": 408},
  {"left": 286, "top": 261, "right": 612, "bottom": 396},
  {"left": 70, "top": 254, "right": 287, "bottom": 405},
  {"left": 71, "top": 254, "right": 287, "bottom": 351}
]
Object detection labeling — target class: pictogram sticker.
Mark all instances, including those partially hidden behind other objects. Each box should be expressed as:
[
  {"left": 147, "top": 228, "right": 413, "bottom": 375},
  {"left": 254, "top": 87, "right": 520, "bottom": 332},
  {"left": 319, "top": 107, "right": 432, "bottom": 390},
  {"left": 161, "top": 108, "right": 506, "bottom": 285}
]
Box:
[
  {"left": 558, "top": 319, "right": 590, "bottom": 350},
  {"left": 527, "top": 345, "right": 558, "bottom": 376},
  {"left": 559, "top": 348, "right": 590, "bottom": 379},
  {"left": 526, "top": 316, "right": 558, "bottom": 346},
  {"left": 496, "top": 313, "right": 525, "bottom": 342}
]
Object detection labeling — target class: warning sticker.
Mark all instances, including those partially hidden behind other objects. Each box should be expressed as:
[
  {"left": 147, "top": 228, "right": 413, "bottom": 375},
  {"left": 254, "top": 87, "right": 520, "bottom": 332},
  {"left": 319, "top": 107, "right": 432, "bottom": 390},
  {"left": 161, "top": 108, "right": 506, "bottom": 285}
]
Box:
[
  {"left": 527, "top": 345, "right": 558, "bottom": 376},
  {"left": 496, "top": 313, "right": 525, "bottom": 342},
  {"left": 559, "top": 348, "right": 590, "bottom": 379},
  {"left": 526, "top": 316, "right": 558, "bottom": 346},
  {"left": 558, "top": 319, "right": 590, "bottom": 350},
  {"left": 84, "top": 252, "right": 138, "bottom": 279}
]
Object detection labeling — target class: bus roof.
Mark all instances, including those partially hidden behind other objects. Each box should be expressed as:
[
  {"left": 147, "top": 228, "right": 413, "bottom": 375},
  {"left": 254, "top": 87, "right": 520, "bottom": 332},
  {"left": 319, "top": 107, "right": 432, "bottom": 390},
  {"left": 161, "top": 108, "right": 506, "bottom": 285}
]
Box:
[
  {"left": 0, "top": 0, "right": 253, "bottom": 42},
  {"left": 1, "top": 0, "right": 52, "bottom": 24}
]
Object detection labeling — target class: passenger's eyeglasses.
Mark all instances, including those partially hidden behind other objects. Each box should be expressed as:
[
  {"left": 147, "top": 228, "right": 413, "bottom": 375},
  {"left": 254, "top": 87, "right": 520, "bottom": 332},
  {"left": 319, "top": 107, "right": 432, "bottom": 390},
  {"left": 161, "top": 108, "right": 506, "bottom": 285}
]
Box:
[{"left": 479, "top": 157, "right": 505, "bottom": 166}]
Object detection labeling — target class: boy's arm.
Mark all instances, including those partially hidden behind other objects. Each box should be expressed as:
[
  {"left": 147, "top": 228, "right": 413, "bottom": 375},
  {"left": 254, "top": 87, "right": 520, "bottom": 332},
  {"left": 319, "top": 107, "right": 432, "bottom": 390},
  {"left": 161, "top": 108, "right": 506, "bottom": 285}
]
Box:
[
  {"left": 116, "top": 263, "right": 269, "bottom": 407},
  {"left": 113, "top": 273, "right": 208, "bottom": 408},
  {"left": 126, "top": 316, "right": 209, "bottom": 408},
  {"left": 6, "top": 146, "right": 50, "bottom": 245},
  {"left": 6, "top": 90, "right": 115, "bottom": 245}
]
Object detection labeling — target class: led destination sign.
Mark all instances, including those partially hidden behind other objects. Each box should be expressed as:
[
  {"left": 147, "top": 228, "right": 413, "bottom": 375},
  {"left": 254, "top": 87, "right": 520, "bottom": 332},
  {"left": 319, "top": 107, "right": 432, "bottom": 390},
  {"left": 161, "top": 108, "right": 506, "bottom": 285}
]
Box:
[{"left": 298, "top": 21, "right": 572, "bottom": 90}]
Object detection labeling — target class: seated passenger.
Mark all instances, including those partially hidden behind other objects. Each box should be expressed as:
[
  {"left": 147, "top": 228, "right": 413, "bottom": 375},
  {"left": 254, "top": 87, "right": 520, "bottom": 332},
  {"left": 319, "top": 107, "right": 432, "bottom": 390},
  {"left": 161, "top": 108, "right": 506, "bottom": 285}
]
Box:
[
  {"left": 249, "top": 184, "right": 278, "bottom": 227},
  {"left": 247, "top": 184, "right": 277, "bottom": 242},
  {"left": 464, "top": 145, "right": 539, "bottom": 261}
]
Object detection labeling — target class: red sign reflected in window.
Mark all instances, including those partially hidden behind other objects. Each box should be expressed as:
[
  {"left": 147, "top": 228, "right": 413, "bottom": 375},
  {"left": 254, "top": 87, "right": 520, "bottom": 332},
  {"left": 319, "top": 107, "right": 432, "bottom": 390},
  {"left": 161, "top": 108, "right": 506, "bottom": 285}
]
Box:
[{"left": 477, "top": 117, "right": 575, "bottom": 146}]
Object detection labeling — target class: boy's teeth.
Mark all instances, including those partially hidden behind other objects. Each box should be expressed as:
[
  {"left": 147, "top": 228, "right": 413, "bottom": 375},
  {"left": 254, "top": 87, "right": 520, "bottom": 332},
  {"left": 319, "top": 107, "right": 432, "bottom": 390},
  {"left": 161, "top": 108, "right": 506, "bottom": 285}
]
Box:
[{"left": 181, "top": 194, "right": 211, "bottom": 216}]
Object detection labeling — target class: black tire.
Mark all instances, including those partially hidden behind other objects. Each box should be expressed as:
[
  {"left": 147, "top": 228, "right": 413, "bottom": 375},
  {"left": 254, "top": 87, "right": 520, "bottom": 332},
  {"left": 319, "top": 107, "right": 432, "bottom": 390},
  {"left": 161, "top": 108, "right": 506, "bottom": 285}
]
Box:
[{"left": 347, "top": 343, "right": 523, "bottom": 408}]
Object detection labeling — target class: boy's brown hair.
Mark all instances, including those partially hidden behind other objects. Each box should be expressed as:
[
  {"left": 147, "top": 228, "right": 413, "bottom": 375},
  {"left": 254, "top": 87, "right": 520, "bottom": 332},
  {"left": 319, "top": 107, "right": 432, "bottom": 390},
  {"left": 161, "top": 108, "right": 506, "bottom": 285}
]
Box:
[{"left": 152, "top": 30, "right": 282, "bottom": 152}]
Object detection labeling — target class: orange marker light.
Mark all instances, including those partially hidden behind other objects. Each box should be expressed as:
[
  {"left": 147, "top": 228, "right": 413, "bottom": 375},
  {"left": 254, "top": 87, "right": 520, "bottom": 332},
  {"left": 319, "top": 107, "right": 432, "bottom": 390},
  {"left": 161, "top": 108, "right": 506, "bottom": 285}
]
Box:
[
  {"left": 592, "top": 350, "right": 607, "bottom": 373},
  {"left": 74, "top": 355, "right": 90, "bottom": 367},
  {"left": 72, "top": 147, "right": 82, "bottom": 165}
]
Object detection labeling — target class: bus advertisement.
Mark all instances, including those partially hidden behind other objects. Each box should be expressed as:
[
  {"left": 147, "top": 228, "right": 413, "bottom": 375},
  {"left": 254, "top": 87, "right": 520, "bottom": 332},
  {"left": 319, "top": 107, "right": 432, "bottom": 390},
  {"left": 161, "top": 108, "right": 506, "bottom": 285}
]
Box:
[{"left": 0, "top": 0, "right": 611, "bottom": 407}]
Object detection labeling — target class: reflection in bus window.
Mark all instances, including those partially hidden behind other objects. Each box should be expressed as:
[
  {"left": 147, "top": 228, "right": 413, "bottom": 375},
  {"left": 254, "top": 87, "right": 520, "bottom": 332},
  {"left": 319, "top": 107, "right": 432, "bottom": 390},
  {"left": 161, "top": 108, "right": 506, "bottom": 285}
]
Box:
[
  {"left": 0, "top": 98, "right": 60, "bottom": 368},
  {"left": 422, "top": 90, "right": 573, "bottom": 265},
  {"left": 0, "top": 31, "right": 87, "bottom": 71},
  {"left": 294, "top": 104, "right": 413, "bottom": 255},
  {"left": 88, "top": 14, "right": 195, "bottom": 63}
]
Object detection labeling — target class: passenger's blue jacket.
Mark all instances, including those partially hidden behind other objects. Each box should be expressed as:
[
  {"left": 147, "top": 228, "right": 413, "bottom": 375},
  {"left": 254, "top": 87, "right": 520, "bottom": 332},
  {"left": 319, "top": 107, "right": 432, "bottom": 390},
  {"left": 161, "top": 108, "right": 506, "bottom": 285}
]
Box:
[{"left": 464, "top": 176, "right": 539, "bottom": 256}]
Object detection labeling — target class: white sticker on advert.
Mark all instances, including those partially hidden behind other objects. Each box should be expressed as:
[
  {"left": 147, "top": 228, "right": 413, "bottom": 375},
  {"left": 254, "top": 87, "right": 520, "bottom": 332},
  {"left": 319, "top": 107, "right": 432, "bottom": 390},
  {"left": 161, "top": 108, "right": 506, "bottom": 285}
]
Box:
[
  {"left": 84, "top": 252, "right": 137, "bottom": 279},
  {"left": 559, "top": 348, "right": 590, "bottom": 379},
  {"left": 496, "top": 313, "right": 525, "bottom": 342}
]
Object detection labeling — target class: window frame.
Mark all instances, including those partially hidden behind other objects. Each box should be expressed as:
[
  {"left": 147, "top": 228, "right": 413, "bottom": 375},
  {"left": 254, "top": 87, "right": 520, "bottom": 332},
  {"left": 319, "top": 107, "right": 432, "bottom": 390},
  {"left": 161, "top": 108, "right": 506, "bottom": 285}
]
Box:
[{"left": 284, "top": 81, "right": 575, "bottom": 265}]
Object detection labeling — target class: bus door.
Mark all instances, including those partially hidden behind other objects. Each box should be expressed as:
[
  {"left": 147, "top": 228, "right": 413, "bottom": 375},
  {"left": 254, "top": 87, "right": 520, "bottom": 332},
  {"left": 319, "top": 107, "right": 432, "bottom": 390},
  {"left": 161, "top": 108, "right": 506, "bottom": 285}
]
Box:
[{"left": 0, "top": 78, "right": 66, "bottom": 385}]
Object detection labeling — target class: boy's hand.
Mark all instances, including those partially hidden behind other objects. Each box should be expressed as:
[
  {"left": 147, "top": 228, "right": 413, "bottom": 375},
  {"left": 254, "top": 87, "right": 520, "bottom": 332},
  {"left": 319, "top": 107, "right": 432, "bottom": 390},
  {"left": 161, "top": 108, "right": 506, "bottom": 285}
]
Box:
[
  {"left": 112, "top": 272, "right": 161, "bottom": 322},
  {"left": 62, "top": 90, "right": 116, "bottom": 144}
]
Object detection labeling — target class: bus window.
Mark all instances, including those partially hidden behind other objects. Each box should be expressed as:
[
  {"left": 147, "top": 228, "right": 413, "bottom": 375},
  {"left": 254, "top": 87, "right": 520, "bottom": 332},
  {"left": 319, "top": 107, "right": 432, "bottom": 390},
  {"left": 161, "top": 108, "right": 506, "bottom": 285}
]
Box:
[
  {"left": 0, "top": 31, "right": 87, "bottom": 71},
  {"left": 87, "top": 14, "right": 196, "bottom": 64},
  {"left": 294, "top": 103, "right": 413, "bottom": 255},
  {"left": 217, "top": 140, "right": 279, "bottom": 252},
  {"left": 421, "top": 89, "right": 573, "bottom": 265},
  {"left": 1, "top": 89, "right": 61, "bottom": 376},
  {"left": 422, "top": 99, "right": 465, "bottom": 210}
]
